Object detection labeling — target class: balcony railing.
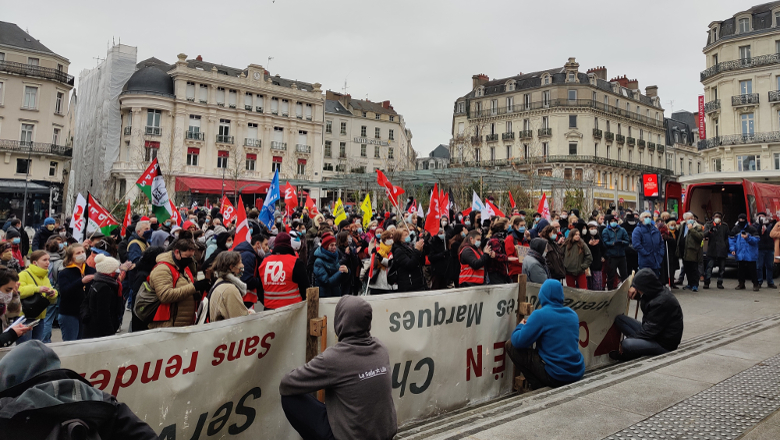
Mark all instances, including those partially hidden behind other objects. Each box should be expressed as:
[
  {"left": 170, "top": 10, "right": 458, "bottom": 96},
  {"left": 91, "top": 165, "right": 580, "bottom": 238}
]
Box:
[
  {"left": 647, "top": 142, "right": 655, "bottom": 152},
  {"left": 769, "top": 91, "right": 780, "bottom": 103},
  {"left": 123, "top": 126, "right": 132, "bottom": 135},
  {"left": 699, "top": 132, "right": 780, "bottom": 150},
  {"left": 145, "top": 126, "right": 161, "bottom": 136},
  {"left": 637, "top": 139, "right": 646, "bottom": 148},
  {"left": 518, "top": 130, "right": 533, "bottom": 139},
  {"left": 0, "top": 140, "right": 72, "bottom": 157},
  {"left": 244, "top": 138, "right": 261, "bottom": 147},
  {"left": 538, "top": 128, "right": 552, "bottom": 137},
  {"left": 705, "top": 99, "right": 721, "bottom": 113},
  {"left": 486, "top": 133, "right": 499, "bottom": 142},
  {"left": 0, "top": 60, "right": 74, "bottom": 86},
  {"left": 450, "top": 154, "right": 672, "bottom": 175},
  {"left": 186, "top": 131, "right": 204, "bottom": 141},
  {"left": 256, "top": 106, "right": 264, "bottom": 113},
  {"left": 502, "top": 132, "right": 515, "bottom": 141},
  {"left": 271, "top": 141, "right": 287, "bottom": 151},
  {"left": 646, "top": 141, "right": 654, "bottom": 150},
  {"left": 701, "top": 53, "right": 780, "bottom": 81},
  {"left": 616, "top": 134, "right": 625, "bottom": 144},
  {"left": 605, "top": 131, "right": 614, "bottom": 141},
  {"left": 471, "top": 135, "right": 482, "bottom": 144},
  {"left": 216, "top": 134, "right": 234, "bottom": 144},
  {"left": 245, "top": 105, "right": 252, "bottom": 111},
  {"left": 657, "top": 145, "right": 665, "bottom": 153},
  {"left": 593, "top": 128, "right": 603, "bottom": 139},
  {"left": 296, "top": 144, "right": 312, "bottom": 154},
  {"left": 468, "top": 98, "right": 664, "bottom": 128},
  {"left": 627, "top": 137, "right": 636, "bottom": 146},
  {"left": 732, "top": 93, "right": 759, "bottom": 106},
  {"left": 229, "top": 104, "right": 236, "bottom": 109}
]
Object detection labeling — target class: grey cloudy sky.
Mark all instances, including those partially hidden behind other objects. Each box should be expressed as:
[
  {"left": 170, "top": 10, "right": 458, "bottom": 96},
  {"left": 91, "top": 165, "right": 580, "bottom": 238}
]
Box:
[{"left": 3, "top": 0, "right": 759, "bottom": 155}]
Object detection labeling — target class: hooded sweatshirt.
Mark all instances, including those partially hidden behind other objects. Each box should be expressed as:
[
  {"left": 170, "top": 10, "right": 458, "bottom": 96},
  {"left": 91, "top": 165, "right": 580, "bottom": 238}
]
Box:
[
  {"left": 631, "top": 268, "right": 684, "bottom": 351},
  {"left": 511, "top": 279, "right": 585, "bottom": 383},
  {"left": 279, "top": 296, "right": 397, "bottom": 440}
]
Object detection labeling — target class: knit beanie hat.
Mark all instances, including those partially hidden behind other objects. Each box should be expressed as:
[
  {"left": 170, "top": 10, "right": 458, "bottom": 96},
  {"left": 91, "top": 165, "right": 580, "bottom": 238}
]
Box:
[
  {"left": 94, "top": 254, "right": 120, "bottom": 274},
  {"left": 274, "top": 232, "right": 292, "bottom": 251},
  {"left": 321, "top": 232, "right": 335, "bottom": 249},
  {"left": 44, "top": 217, "right": 56, "bottom": 226}
]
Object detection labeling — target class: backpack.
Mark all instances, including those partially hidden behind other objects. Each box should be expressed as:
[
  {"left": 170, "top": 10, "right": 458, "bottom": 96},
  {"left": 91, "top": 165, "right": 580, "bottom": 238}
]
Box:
[
  {"left": 80, "top": 279, "right": 123, "bottom": 334},
  {"left": 195, "top": 280, "right": 226, "bottom": 325},
  {"left": 133, "top": 262, "right": 186, "bottom": 325}
]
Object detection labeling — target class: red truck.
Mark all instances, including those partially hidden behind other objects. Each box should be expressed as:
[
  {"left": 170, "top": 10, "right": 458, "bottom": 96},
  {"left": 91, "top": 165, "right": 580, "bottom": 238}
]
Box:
[{"left": 665, "top": 179, "right": 780, "bottom": 226}]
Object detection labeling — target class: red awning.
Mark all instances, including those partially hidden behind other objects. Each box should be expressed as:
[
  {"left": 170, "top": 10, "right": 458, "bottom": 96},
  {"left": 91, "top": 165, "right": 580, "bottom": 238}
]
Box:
[
  {"left": 246, "top": 153, "right": 257, "bottom": 160},
  {"left": 145, "top": 141, "right": 160, "bottom": 149},
  {"left": 176, "top": 176, "right": 270, "bottom": 195},
  {"left": 297, "top": 158, "right": 307, "bottom": 165},
  {"left": 187, "top": 147, "right": 200, "bottom": 154},
  {"left": 218, "top": 150, "right": 229, "bottom": 158},
  {"left": 272, "top": 156, "right": 283, "bottom": 162}
]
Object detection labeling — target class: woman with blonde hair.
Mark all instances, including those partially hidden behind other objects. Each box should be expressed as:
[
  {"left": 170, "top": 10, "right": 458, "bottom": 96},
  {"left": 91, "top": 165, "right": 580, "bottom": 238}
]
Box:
[
  {"left": 208, "top": 251, "right": 254, "bottom": 321},
  {"left": 17, "top": 250, "right": 59, "bottom": 342}
]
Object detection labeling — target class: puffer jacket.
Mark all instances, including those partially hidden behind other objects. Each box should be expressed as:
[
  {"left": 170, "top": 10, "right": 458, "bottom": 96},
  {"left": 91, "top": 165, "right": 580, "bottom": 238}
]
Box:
[
  {"left": 601, "top": 226, "right": 629, "bottom": 258},
  {"left": 18, "top": 264, "right": 59, "bottom": 319},
  {"left": 632, "top": 224, "right": 665, "bottom": 269},
  {"left": 147, "top": 251, "right": 197, "bottom": 328},
  {"left": 563, "top": 242, "right": 593, "bottom": 276},
  {"left": 391, "top": 242, "right": 425, "bottom": 292},
  {"left": 313, "top": 246, "right": 345, "bottom": 298},
  {"left": 683, "top": 225, "right": 704, "bottom": 262},
  {"left": 729, "top": 224, "right": 759, "bottom": 262}
]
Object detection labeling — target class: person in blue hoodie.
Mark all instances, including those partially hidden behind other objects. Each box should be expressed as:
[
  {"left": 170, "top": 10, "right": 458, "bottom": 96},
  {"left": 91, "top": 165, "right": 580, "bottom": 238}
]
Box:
[
  {"left": 632, "top": 212, "right": 665, "bottom": 278},
  {"left": 506, "top": 279, "right": 585, "bottom": 390},
  {"left": 730, "top": 213, "right": 760, "bottom": 291}
]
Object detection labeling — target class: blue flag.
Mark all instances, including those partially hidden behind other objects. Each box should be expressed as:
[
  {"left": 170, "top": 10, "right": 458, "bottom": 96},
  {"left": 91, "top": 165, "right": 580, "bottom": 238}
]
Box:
[{"left": 258, "top": 170, "right": 280, "bottom": 227}]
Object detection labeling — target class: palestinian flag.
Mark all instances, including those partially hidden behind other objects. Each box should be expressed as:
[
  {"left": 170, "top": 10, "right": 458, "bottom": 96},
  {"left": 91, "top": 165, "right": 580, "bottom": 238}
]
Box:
[
  {"left": 87, "top": 193, "right": 120, "bottom": 236},
  {"left": 136, "top": 158, "right": 173, "bottom": 223}
]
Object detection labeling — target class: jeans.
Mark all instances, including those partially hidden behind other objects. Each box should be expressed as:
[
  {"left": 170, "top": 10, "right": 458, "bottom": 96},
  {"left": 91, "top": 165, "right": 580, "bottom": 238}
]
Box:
[
  {"left": 614, "top": 314, "right": 669, "bottom": 357},
  {"left": 16, "top": 322, "right": 45, "bottom": 344},
  {"left": 566, "top": 273, "right": 588, "bottom": 289},
  {"left": 682, "top": 260, "right": 699, "bottom": 288},
  {"left": 41, "top": 300, "right": 59, "bottom": 343},
  {"left": 737, "top": 261, "right": 759, "bottom": 287},
  {"left": 281, "top": 394, "right": 335, "bottom": 440},
  {"left": 58, "top": 314, "right": 81, "bottom": 341},
  {"left": 757, "top": 250, "right": 774, "bottom": 286},
  {"left": 607, "top": 256, "right": 628, "bottom": 289},
  {"left": 504, "top": 341, "right": 569, "bottom": 390},
  {"left": 704, "top": 257, "right": 725, "bottom": 284}
]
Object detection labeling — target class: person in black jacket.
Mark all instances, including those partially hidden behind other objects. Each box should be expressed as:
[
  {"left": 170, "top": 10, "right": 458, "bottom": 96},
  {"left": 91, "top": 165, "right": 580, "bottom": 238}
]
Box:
[
  {"left": 754, "top": 212, "right": 777, "bottom": 288},
  {"left": 82, "top": 255, "right": 124, "bottom": 339},
  {"left": 391, "top": 228, "right": 426, "bottom": 292},
  {"left": 234, "top": 234, "right": 265, "bottom": 308},
  {"left": 448, "top": 226, "right": 466, "bottom": 287},
  {"left": 610, "top": 269, "right": 684, "bottom": 361},
  {"left": 703, "top": 212, "right": 730, "bottom": 289},
  {"left": 6, "top": 219, "right": 30, "bottom": 259},
  {"left": 426, "top": 227, "right": 450, "bottom": 290},
  {"left": 57, "top": 244, "right": 97, "bottom": 341},
  {"left": 336, "top": 231, "right": 361, "bottom": 295},
  {"left": 31, "top": 217, "right": 56, "bottom": 252},
  {"left": 585, "top": 221, "right": 606, "bottom": 290}
]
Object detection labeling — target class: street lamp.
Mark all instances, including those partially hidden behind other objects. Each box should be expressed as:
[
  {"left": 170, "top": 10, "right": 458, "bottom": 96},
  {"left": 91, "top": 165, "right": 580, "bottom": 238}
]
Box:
[{"left": 21, "top": 143, "right": 33, "bottom": 228}]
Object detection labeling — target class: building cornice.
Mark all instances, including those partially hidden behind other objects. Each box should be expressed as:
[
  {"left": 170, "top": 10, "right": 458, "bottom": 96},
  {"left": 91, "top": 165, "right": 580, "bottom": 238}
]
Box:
[{"left": 0, "top": 43, "right": 70, "bottom": 64}]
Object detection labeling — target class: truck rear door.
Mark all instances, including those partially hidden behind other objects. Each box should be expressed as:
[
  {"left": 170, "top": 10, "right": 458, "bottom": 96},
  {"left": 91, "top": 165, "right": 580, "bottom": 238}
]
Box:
[{"left": 665, "top": 181, "right": 683, "bottom": 218}]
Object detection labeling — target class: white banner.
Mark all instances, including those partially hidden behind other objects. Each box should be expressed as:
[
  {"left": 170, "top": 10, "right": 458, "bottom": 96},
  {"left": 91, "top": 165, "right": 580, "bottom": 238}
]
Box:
[
  {"left": 70, "top": 192, "right": 87, "bottom": 242},
  {"left": 0, "top": 303, "right": 308, "bottom": 440}
]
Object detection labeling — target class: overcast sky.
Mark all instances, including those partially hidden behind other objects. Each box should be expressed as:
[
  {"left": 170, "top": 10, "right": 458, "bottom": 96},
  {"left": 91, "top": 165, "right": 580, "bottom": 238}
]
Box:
[{"left": 4, "top": 0, "right": 760, "bottom": 155}]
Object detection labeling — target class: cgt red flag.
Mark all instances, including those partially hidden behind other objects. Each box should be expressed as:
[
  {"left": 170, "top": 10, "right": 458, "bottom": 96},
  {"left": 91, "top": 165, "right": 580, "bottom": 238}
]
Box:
[
  {"left": 230, "top": 197, "right": 250, "bottom": 250},
  {"left": 424, "top": 183, "right": 441, "bottom": 236},
  {"left": 508, "top": 191, "right": 516, "bottom": 209},
  {"left": 305, "top": 193, "right": 319, "bottom": 218},
  {"left": 439, "top": 188, "right": 449, "bottom": 219},
  {"left": 282, "top": 181, "right": 297, "bottom": 216},
  {"left": 122, "top": 199, "right": 132, "bottom": 236},
  {"left": 376, "top": 170, "right": 405, "bottom": 209},
  {"left": 486, "top": 200, "right": 505, "bottom": 218},
  {"left": 220, "top": 196, "right": 236, "bottom": 225}
]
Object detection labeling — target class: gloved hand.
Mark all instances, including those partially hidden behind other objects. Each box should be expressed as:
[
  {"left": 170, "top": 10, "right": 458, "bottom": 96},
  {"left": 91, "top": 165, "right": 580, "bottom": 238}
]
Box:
[{"left": 193, "top": 279, "right": 212, "bottom": 293}]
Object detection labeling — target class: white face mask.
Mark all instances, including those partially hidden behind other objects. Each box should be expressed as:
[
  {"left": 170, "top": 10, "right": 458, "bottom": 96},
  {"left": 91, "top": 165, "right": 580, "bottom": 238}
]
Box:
[
  {"left": 589, "top": 229, "right": 598, "bottom": 235},
  {"left": 74, "top": 253, "right": 86, "bottom": 263},
  {"left": 384, "top": 240, "right": 393, "bottom": 246},
  {"left": 0, "top": 290, "right": 12, "bottom": 305}
]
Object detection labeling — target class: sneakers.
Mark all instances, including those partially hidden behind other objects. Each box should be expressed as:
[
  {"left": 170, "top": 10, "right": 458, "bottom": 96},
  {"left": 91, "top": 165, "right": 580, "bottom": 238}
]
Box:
[
  {"left": 692, "top": 286, "right": 699, "bottom": 292},
  {"left": 769, "top": 284, "right": 777, "bottom": 288},
  {"left": 682, "top": 285, "right": 691, "bottom": 290},
  {"left": 753, "top": 285, "right": 760, "bottom": 292},
  {"left": 717, "top": 283, "right": 724, "bottom": 290}
]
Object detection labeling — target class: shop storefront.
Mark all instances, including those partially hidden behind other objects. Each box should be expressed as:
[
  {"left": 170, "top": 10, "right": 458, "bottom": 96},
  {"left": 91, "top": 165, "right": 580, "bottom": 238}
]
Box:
[{"left": 0, "top": 180, "right": 62, "bottom": 228}]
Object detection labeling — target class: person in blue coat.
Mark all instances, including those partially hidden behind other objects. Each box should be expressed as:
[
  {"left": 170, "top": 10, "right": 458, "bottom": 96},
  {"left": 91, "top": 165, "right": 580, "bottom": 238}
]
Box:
[
  {"left": 601, "top": 214, "right": 630, "bottom": 289},
  {"left": 313, "top": 233, "right": 348, "bottom": 298},
  {"left": 631, "top": 212, "right": 665, "bottom": 278},
  {"left": 730, "top": 213, "right": 760, "bottom": 290},
  {"left": 505, "top": 279, "right": 585, "bottom": 390}
]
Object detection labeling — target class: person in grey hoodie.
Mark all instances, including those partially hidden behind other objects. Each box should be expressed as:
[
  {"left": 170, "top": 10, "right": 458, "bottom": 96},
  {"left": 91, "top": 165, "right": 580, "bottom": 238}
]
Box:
[{"left": 279, "top": 295, "right": 397, "bottom": 440}]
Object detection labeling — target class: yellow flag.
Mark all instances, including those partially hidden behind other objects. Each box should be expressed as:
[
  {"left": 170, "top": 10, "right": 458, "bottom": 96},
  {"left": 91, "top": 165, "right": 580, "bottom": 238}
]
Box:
[
  {"left": 361, "top": 194, "right": 372, "bottom": 229},
  {"left": 334, "top": 198, "right": 346, "bottom": 225}
]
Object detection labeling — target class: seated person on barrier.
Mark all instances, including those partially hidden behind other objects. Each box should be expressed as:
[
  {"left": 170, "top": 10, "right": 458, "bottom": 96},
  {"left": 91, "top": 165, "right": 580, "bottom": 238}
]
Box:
[
  {"left": 505, "top": 279, "right": 585, "bottom": 390},
  {"left": 279, "top": 295, "right": 397, "bottom": 440},
  {"left": 610, "top": 268, "right": 684, "bottom": 362}
]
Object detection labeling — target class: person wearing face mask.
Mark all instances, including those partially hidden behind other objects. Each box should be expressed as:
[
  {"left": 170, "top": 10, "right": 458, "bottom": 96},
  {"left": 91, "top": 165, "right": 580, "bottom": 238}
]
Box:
[
  {"left": 521, "top": 238, "right": 550, "bottom": 284},
  {"left": 391, "top": 228, "right": 426, "bottom": 292},
  {"left": 81, "top": 254, "right": 125, "bottom": 339},
  {"left": 585, "top": 221, "right": 606, "bottom": 291},
  {"left": 563, "top": 230, "right": 593, "bottom": 289},
  {"left": 147, "top": 239, "right": 210, "bottom": 329},
  {"left": 753, "top": 212, "right": 777, "bottom": 288},
  {"left": 447, "top": 225, "right": 467, "bottom": 287},
  {"left": 528, "top": 213, "right": 549, "bottom": 240},
  {"left": 678, "top": 215, "right": 704, "bottom": 292},
  {"left": 259, "top": 232, "right": 310, "bottom": 308},
  {"left": 458, "top": 230, "right": 493, "bottom": 287},
  {"left": 127, "top": 220, "right": 151, "bottom": 265},
  {"left": 426, "top": 227, "right": 451, "bottom": 291},
  {"left": 730, "top": 213, "right": 760, "bottom": 291},
  {"left": 0, "top": 242, "right": 22, "bottom": 273},
  {"left": 336, "top": 231, "right": 361, "bottom": 295},
  {"left": 41, "top": 237, "right": 66, "bottom": 343},
  {"left": 203, "top": 230, "right": 233, "bottom": 273},
  {"left": 506, "top": 216, "right": 529, "bottom": 282},
  {"left": 4, "top": 229, "right": 26, "bottom": 270},
  {"left": 539, "top": 225, "right": 565, "bottom": 282},
  {"left": 661, "top": 220, "right": 681, "bottom": 289},
  {"left": 601, "top": 214, "right": 630, "bottom": 289},
  {"left": 632, "top": 212, "right": 665, "bottom": 278},
  {"left": 17, "top": 250, "right": 59, "bottom": 342},
  {"left": 313, "top": 233, "right": 348, "bottom": 297},
  {"left": 369, "top": 231, "right": 398, "bottom": 294},
  {"left": 485, "top": 218, "right": 511, "bottom": 285},
  {"left": 703, "top": 212, "right": 729, "bottom": 289},
  {"left": 207, "top": 251, "right": 256, "bottom": 321},
  {"left": 31, "top": 217, "right": 57, "bottom": 252},
  {"left": 0, "top": 267, "right": 32, "bottom": 346},
  {"left": 622, "top": 213, "right": 639, "bottom": 275}
]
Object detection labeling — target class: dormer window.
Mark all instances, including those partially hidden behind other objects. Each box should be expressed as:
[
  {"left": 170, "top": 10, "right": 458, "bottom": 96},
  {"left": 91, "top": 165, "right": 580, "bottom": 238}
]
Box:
[
  {"left": 542, "top": 74, "right": 550, "bottom": 85},
  {"left": 711, "top": 26, "right": 719, "bottom": 42},
  {"left": 476, "top": 87, "right": 484, "bottom": 97},
  {"left": 567, "top": 72, "right": 575, "bottom": 83},
  {"left": 775, "top": 11, "right": 780, "bottom": 27},
  {"left": 506, "top": 81, "right": 515, "bottom": 92},
  {"left": 739, "top": 17, "right": 750, "bottom": 33}
]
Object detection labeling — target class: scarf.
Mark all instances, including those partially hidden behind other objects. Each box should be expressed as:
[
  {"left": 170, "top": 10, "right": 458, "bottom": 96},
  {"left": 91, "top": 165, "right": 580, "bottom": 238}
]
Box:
[
  {"left": 65, "top": 263, "right": 86, "bottom": 276},
  {"left": 220, "top": 273, "right": 247, "bottom": 296},
  {"left": 377, "top": 242, "right": 392, "bottom": 259}
]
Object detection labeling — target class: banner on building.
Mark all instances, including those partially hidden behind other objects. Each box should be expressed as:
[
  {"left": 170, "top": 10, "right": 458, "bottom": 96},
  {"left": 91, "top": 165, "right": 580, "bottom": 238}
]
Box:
[
  {"left": 0, "top": 303, "right": 308, "bottom": 440},
  {"left": 698, "top": 95, "right": 706, "bottom": 140}
]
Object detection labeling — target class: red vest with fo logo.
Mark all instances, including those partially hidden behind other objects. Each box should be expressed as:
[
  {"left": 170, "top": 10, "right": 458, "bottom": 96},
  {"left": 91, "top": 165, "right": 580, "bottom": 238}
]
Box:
[
  {"left": 259, "top": 254, "right": 301, "bottom": 309},
  {"left": 459, "top": 247, "right": 485, "bottom": 285}
]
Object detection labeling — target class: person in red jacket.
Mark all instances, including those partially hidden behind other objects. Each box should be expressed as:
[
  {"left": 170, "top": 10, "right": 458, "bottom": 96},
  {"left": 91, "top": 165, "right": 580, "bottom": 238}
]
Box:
[
  {"left": 258, "top": 232, "right": 309, "bottom": 310},
  {"left": 506, "top": 216, "right": 530, "bottom": 282}
]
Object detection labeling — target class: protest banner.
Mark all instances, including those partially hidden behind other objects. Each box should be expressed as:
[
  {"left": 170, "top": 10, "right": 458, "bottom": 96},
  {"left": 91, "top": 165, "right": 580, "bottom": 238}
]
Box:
[{"left": 0, "top": 303, "right": 308, "bottom": 440}]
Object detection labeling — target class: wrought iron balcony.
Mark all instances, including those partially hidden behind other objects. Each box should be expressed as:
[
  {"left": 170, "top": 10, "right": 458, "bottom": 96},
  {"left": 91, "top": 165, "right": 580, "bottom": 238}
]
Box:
[
  {"left": 486, "top": 133, "right": 499, "bottom": 142},
  {"left": 732, "top": 93, "right": 759, "bottom": 106},
  {"left": 187, "top": 97, "right": 195, "bottom": 102},
  {"left": 123, "top": 126, "right": 132, "bottom": 135},
  {"left": 647, "top": 142, "right": 655, "bottom": 152},
  {"left": 229, "top": 104, "right": 236, "bottom": 109},
  {"left": 645, "top": 141, "right": 653, "bottom": 150},
  {"left": 698, "top": 132, "right": 780, "bottom": 150},
  {"left": 450, "top": 154, "right": 672, "bottom": 175},
  {"left": 605, "top": 132, "right": 615, "bottom": 141},
  {"left": 217, "top": 103, "right": 225, "bottom": 107},
  {"left": 701, "top": 53, "right": 780, "bottom": 81},
  {"left": 216, "top": 134, "right": 234, "bottom": 144},
  {"left": 593, "top": 128, "right": 603, "bottom": 139},
  {"left": 199, "top": 100, "right": 207, "bottom": 104},
  {"left": 538, "top": 128, "right": 552, "bottom": 137},
  {"left": 471, "top": 135, "right": 482, "bottom": 144},
  {"left": 256, "top": 106, "right": 263, "bottom": 113},
  {"left": 637, "top": 139, "right": 646, "bottom": 148},
  {"left": 145, "top": 126, "right": 161, "bottom": 136},
  {"left": 244, "top": 138, "right": 261, "bottom": 147},
  {"left": 705, "top": 99, "right": 721, "bottom": 113},
  {"left": 186, "top": 131, "right": 204, "bottom": 141},
  {"left": 271, "top": 141, "right": 287, "bottom": 151},
  {"left": 769, "top": 91, "right": 780, "bottom": 103},
  {"left": 616, "top": 134, "right": 625, "bottom": 144},
  {"left": 296, "top": 144, "right": 312, "bottom": 154},
  {"left": 0, "top": 60, "right": 74, "bottom": 86},
  {"left": 657, "top": 145, "right": 665, "bottom": 153},
  {"left": 627, "top": 137, "right": 636, "bottom": 146},
  {"left": 245, "top": 105, "right": 252, "bottom": 111},
  {"left": 502, "top": 132, "right": 515, "bottom": 140},
  {"left": 0, "top": 140, "right": 72, "bottom": 157},
  {"left": 518, "top": 130, "right": 533, "bottom": 139},
  {"left": 297, "top": 114, "right": 303, "bottom": 119}
]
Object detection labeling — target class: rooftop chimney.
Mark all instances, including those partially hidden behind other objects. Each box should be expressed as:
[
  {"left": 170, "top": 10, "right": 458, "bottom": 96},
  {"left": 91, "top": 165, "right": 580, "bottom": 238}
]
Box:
[
  {"left": 627, "top": 79, "right": 639, "bottom": 90},
  {"left": 472, "top": 74, "right": 489, "bottom": 90},
  {"left": 196, "top": 55, "right": 203, "bottom": 61},
  {"left": 382, "top": 100, "right": 391, "bottom": 109},
  {"left": 610, "top": 75, "right": 630, "bottom": 88},
  {"left": 645, "top": 85, "right": 658, "bottom": 97},
  {"left": 587, "top": 66, "right": 607, "bottom": 80}
]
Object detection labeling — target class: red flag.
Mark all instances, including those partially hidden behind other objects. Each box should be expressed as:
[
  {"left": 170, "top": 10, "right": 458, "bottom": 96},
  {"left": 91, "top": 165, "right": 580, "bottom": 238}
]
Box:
[
  {"left": 122, "top": 199, "right": 132, "bottom": 235},
  {"left": 376, "top": 170, "right": 404, "bottom": 209},
  {"left": 220, "top": 196, "right": 236, "bottom": 225},
  {"left": 230, "top": 198, "right": 250, "bottom": 250},
  {"left": 486, "top": 200, "right": 505, "bottom": 218},
  {"left": 439, "top": 188, "right": 449, "bottom": 219},
  {"left": 537, "top": 193, "right": 550, "bottom": 221},
  {"left": 168, "top": 199, "right": 181, "bottom": 226},
  {"left": 508, "top": 191, "right": 516, "bottom": 209},
  {"left": 424, "top": 183, "right": 441, "bottom": 236},
  {"left": 368, "top": 249, "right": 376, "bottom": 281},
  {"left": 282, "top": 181, "right": 297, "bottom": 216},
  {"left": 462, "top": 207, "right": 472, "bottom": 217},
  {"left": 305, "top": 193, "right": 319, "bottom": 218}
]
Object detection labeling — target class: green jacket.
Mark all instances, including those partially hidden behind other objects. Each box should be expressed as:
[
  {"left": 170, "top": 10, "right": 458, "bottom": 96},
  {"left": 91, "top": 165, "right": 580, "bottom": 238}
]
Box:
[
  {"left": 563, "top": 242, "right": 593, "bottom": 276},
  {"left": 683, "top": 225, "right": 704, "bottom": 262}
]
